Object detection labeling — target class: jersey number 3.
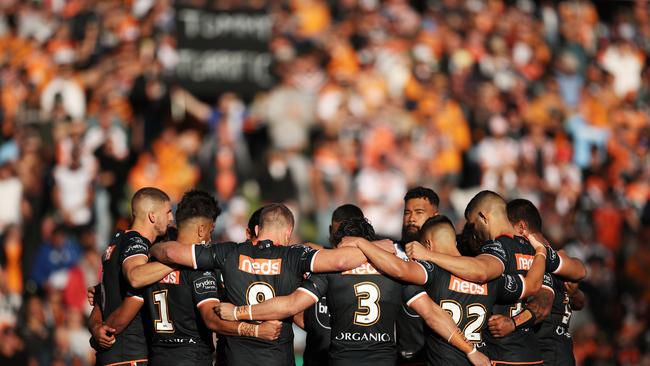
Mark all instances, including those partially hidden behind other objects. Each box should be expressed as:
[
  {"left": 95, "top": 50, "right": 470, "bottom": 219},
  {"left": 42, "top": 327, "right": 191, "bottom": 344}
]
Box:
[
  {"left": 153, "top": 290, "right": 174, "bottom": 333},
  {"left": 353, "top": 282, "right": 380, "bottom": 326}
]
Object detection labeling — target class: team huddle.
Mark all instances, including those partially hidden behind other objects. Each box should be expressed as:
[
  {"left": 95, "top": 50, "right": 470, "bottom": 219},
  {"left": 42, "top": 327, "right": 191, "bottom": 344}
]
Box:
[{"left": 88, "top": 186, "right": 587, "bottom": 366}]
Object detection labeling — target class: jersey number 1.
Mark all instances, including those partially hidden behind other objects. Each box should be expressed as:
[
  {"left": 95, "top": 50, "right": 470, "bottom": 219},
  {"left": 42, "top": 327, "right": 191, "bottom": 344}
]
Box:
[{"left": 153, "top": 290, "right": 174, "bottom": 332}]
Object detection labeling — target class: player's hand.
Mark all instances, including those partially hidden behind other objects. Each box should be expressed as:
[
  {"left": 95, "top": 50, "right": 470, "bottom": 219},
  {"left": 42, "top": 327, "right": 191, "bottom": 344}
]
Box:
[
  {"left": 405, "top": 241, "right": 428, "bottom": 260},
  {"left": 214, "top": 303, "right": 236, "bottom": 321},
  {"left": 488, "top": 315, "right": 515, "bottom": 338},
  {"left": 467, "top": 349, "right": 491, "bottom": 366},
  {"left": 373, "top": 239, "right": 396, "bottom": 254},
  {"left": 526, "top": 232, "right": 549, "bottom": 250},
  {"left": 87, "top": 286, "right": 96, "bottom": 306},
  {"left": 91, "top": 324, "right": 116, "bottom": 349},
  {"left": 257, "top": 320, "right": 282, "bottom": 341},
  {"left": 339, "top": 236, "right": 363, "bottom": 248}
]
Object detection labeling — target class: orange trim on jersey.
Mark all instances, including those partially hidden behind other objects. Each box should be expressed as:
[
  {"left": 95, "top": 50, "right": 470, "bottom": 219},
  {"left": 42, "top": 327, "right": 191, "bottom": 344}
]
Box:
[
  {"left": 496, "top": 233, "right": 515, "bottom": 239},
  {"left": 491, "top": 361, "right": 544, "bottom": 365},
  {"left": 105, "top": 359, "right": 148, "bottom": 366}
]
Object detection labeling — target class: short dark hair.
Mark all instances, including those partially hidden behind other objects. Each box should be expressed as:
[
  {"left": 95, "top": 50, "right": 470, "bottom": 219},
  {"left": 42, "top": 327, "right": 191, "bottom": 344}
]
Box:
[
  {"left": 332, "top": 204, "right": 364, "bottom": 224},
  {"left": 419, "top": 214, "right": 455, "bottom": 242},
  {"left": 259, "top": 203, "right": 295, "bottom": 231},
  {"left": 175, "top": 190, "right": 221, "bottom": 228},
  {"left": 457, "top": 222, "right": 482, "bottom": 257},
  {"left": 404, "top": 187, "right": 439, "bottom": 207},
  {"left": 247, "top": 206, "right": 266, "bottom": 235},
  {"left": 330, "top": 217, "right": 378, "bottom": 246},
  {"left": 464, "top": 190, "right": 503, "bottom": 220},
  {"left": 132, "top": 187, "right": 170, "bottom": 214},
  {"left": 507, "top": 199, "right": 542, "bottom": 233}
]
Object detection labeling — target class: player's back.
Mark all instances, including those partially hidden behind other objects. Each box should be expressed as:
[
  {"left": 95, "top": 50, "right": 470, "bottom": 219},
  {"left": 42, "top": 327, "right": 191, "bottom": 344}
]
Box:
[
  {"left": 534, "top": 274, "right": 575, "bottom": 366},
  {"left": 304, "top": 262, "right": 405, "bottom": 366},
  {"left": 481, "top": 234, "right": 542, "bottom": 363},
  {"left": 143, "top": 268, "right": 218, "bottom": 366},
  {"left": 405, "top": 261, "right": 524, "bottom": 366},
  {"left": 216, "top": 240, "right": 318, "bottom": 366},
  {"left": 302, "top": 295, "right": 331, "bottom": 366},
  {"left": 97, "top": 231, "right": 150, "bottom": 365}
]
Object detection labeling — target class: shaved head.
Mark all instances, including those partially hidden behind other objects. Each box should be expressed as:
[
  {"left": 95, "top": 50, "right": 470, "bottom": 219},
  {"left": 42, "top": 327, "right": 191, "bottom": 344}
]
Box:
[
  {"left": 464, "top": 190, "right": 511, "bottom": 242},
  {"left": 132, "top": 187, "right": 170, "bottom": 219},
  {"left": 419, "top": 215, "right": 457, "bottom": 254},
  {"left": 464, "top": 190, "right": 506, "bottom": 221}
]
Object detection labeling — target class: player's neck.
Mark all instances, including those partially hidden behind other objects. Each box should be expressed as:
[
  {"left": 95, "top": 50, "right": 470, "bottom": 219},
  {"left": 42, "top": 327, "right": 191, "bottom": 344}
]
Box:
[
  {"left": 129, "top": 221, "right": 157, "bottom": 244},
  {"left": 489, "top": 221, "right": 515, "bottom": 240},
  {"left": 176, "top": 232, "right": 200, "bottom": 246},
  {"left": 256, "top": 231, "right": 287, "bottom": 246}
]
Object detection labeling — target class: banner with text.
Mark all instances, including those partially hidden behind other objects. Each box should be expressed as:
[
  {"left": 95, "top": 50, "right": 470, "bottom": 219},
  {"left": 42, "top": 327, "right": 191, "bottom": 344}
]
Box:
[{"left": 174, "top": 5, "right": 274, "bottom": 96}]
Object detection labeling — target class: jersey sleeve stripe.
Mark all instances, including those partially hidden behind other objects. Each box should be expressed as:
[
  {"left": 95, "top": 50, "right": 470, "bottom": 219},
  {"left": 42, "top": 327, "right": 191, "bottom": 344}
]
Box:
[
  {"left": 191, "top": 244, "right": 198, "bottom": 270},
  {"left": 127, "top": 295, "right": 144, "bottom": 302},
  {"left": 553, "top": 253, "right": 564, "bottom": 274},
  {"left": 297, "top": 287, "right": 320, "bottom": 303},
  {"left": 415, "top": 261, "right": 428, "bottom": 284},
  {"left": 196, "top": 298, "right": 220, "bottom": 308},
  {"left": 518, "top": 274, "right": 526, "bottom": 300},
  {"left": 406, "top": 291, "right": 427, "bottom": 307},
  {"left": 122, "top": 253, "right": 148, "bottom": 264},
  {"left": 309, "top": 250, "right": 320, "bottom": 272},
  {"left": 478, "top": 253, "right": 506, "bottom": 273}
]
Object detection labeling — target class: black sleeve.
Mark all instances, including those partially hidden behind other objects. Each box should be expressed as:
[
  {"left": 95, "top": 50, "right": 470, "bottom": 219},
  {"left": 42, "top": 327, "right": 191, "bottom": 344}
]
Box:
[
  {"left": 285, "top": 244, "right": 319, "bottom": 274},
  {"left": 495, "top": 274, "right": 525, "bottom": 304},
  {"left": 299, "top": 273, "right": 328, "bottom": 301},
  {"left": 193, "top": 242, "right": 237, "bottom": 270},
  {"left": 541, "top": 273, "right": 555, "bottom": 294},
  {"left": 414, "top": 260, "right": 438, "bottom": 287},
  {"left": 480, "top": 240, "right": 508, "bottom": 268},
  {"left": 545, "top": 246, "right": 562, "bottom": 273},
  {"left": 119, "top": 235, "right": 149, "bottom": 264},
  {"left": 189, "top": 270, "right": 220, "bottom": 307},
  {"left": 403, "top": 284, "right": 428, "bottom": 307}
]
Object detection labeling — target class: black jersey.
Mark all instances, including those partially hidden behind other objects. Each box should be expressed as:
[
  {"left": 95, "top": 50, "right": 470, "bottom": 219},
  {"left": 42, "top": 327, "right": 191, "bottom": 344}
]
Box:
[
  {"left": 479, "top": 235, "right": 561, "bottom": 364},
  {"left": 96, "top": 231, "right": 150, "bottom": 365},
  {"left": 534, "top": 275, "right": 576, "bottom": 366},
  {"left": 403, "top": 261, "right": 525, "bottom": 366},
  {"left": 300, "top": 262, "right": 409, "bottom": 366},
  {"left": 395, "top": 241, "right": 425, "bottom": 364},
  {"left": 302, "top": 295, "right": 331, "bottom": 366},
  {"left": 143, "top": 268, "right": 219, "bottom": 366},
  {"left": 192, "top": 239, "right": 318, "bottom": 366}
]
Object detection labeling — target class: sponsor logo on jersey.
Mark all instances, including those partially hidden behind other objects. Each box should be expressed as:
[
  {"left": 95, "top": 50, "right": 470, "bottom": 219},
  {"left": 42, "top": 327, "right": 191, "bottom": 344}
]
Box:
[
  {"left": 318, "top": 301, "right": 328, "bottom": 314},
  {"left": 342, "top": 262, "right": 379, "bottom": 275},
  {"left": 104, "top": 245, "right": 116, "bottom": 261},
  {"left": 449, "top": 275, "right": 488, "bottom": 295},
  {"left": 481, "top": 241, "right": 506, "bottom": 262},
  {"left": 238, "top": 255, "right": 282, "bottom": 275},
  {"left": 334, "top": 332, "right": 392, "bottom": 342},
  {"left": 159, "top": 270, "right": 180, "bottom": 285},
  {"left": 194, "top": 276, "right": 217, "bottom": 294},
  {"left": 515, "top": 253, "right": 534, "bottom": 270},
  {"left": 503, "top": 275, "right": 520, "bottom": 293}
]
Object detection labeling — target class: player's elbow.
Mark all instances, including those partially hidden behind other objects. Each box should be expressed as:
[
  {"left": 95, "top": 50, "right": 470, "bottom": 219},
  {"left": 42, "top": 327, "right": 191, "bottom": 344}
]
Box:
[
  {"left": 574, "top": 263, "right": 587, "bottom": 281},
  {"left": 471, "top": 270, "right": 489, "bottom": 284}
]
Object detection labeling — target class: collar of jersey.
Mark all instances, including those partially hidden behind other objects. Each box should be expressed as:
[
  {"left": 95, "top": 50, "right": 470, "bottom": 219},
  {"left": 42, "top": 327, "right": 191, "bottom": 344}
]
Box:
[
  {"left": 255, "top": 239, "right": 274, "bottom": 249},
  {"left": 496, "top": 233, "right": 514, "bottom": 239}
]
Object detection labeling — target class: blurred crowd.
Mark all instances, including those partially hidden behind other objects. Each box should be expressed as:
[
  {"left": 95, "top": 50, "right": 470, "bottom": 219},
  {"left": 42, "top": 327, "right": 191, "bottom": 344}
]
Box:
[{"left": 0, "top": 0, "right": 648, "bottom": 365}]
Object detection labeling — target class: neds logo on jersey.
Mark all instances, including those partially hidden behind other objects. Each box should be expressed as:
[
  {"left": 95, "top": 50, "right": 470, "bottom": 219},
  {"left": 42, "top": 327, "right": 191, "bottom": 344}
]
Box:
[
  {"left": 515, "top": 254, "right": 534, "bottom": 270},
  {"left": 238, "top": 255, "right": 282, "bottom": 275},
  {"left": 159, "top": 270, "right": 180, "bottom": 285},
  {"left": 342, "top": 262, "right": 379, "bottom": 275},
  {"left": 449, "top": 275, "right": 488, "bottom": 295}
]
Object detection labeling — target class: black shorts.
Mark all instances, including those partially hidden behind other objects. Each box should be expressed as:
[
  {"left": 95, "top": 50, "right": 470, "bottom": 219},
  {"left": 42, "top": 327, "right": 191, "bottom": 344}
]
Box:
[
  {"left": 98, "top": 360, "right": 148, "bottom": 366},
  {"left": 491, "top": 361, "right": 543, "bottom": 366},
  {"left": 149, "top": 347, "right": 212, "bottom": 366}
]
